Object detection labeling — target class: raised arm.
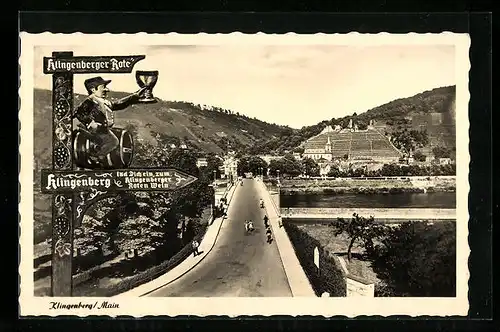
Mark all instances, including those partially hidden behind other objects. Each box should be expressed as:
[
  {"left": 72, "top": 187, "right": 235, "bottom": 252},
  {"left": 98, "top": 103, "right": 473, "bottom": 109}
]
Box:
[{"left": 111, "top": 87, "right": 146, "bottom": 111}]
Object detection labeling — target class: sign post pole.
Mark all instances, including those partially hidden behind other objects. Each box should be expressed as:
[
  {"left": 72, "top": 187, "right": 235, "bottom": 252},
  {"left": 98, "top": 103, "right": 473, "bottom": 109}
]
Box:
[{"left": 50, "top": 51, "right": 74, "bottom": 296}]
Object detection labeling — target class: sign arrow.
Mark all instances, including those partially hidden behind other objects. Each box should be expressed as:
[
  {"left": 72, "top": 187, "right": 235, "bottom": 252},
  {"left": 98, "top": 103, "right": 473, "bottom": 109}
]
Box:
[{"left": 40, "top": 168, "right": 198, "bottom": 194}]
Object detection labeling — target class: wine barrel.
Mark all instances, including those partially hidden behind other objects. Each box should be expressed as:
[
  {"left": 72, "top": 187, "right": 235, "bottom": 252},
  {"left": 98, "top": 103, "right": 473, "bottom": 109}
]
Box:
[{"left": 73, "top": 127, "right": 134, "bottom": 170}]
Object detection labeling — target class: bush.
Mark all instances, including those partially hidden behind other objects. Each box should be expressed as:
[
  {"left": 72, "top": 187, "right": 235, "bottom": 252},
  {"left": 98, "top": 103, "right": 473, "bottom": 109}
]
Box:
[
  {"left": 284, "top": 223, "right": 346, "bottom": 296},
  {"left": 371, "top": 221, "right": 456, "bottom": 297},
  {"left": 389, "top": 187, "right": 404, "bottom": 194},
  {"left": 322, "top": 188, "right": 336, "bottom": 194},
  {"left": 73, "top": 251, "right": 118, "bottom": 274}
]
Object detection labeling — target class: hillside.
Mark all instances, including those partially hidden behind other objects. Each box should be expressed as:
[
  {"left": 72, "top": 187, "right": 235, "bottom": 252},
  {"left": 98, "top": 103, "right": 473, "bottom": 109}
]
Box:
[
  {"left": 34, "top": 88, "right": 290, "bottom": 168},
  {"left": 249, "top": 85, "right": 456, "bottom": 156}
]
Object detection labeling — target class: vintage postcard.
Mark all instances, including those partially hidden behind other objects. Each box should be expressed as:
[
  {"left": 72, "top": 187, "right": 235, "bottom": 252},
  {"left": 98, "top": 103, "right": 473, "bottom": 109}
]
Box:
[{"left": 19, "top": 32, "right": 470, "bottom": 317}]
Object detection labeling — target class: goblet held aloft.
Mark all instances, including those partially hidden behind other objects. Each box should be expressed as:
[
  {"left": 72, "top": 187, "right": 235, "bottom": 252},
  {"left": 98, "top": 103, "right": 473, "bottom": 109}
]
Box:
[{"left": 135, "top": 70, "right": 159, "bottom": 103}]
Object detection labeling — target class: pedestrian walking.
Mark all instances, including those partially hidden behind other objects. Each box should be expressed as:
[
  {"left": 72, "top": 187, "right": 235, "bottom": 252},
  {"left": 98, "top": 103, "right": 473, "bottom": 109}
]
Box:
[
  {"left": 192, "top": 240, "right": 200, "bottom": 257},
  {"left": 263, "top": 214, "right": 269, "bottom": 228}
]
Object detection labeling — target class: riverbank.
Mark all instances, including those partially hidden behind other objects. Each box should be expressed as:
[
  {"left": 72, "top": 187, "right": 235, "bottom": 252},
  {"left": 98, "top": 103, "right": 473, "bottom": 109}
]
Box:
[
  {"left": 282, "top": 207, "right": 456, "bottom": 220},
  {"left": 278, "top": 177, "right": 456, "bottom": 194}
]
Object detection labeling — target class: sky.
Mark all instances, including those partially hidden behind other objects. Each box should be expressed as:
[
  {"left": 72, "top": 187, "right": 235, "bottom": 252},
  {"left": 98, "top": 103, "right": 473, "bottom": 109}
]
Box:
[{"left": 34, "top": 44, "right": 456, "bottom": 129}]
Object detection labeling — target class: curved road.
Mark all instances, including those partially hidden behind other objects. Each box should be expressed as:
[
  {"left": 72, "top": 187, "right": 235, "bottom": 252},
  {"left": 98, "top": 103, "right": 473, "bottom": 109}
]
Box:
[{"left": 147, "top": 178, "right": 293, "bottom": 297}]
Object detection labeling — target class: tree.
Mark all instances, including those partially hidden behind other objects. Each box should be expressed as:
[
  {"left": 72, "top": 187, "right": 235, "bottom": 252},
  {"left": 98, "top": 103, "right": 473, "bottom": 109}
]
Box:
[
  {"left": 301, "top": 157, "right": 320, "bottom": 177},
  {"left": 357, "top": 121, "right": 368, "bottom": 130},
  {"left": 380, "top": 163, "right": 403, "bottom": 176},
  {"left": 330, "top": 213, "right": 389, "bottom": 262},
  {"left": 432, "top": 146, "right": 451, "bottom": 159},
  {"left": 413, "top": 150, "right": 427, "bottom": 162},
  {"left": 268, "top": 159, "right": 283, "bottom": 177},
  {"left": 391, "top": 129, "right": 429, "bottom": 160},
  {"left": 327, "top": 165, "right": 343, "bottom": 177},
  {"left": 237, "top": 155, "right": 268, "bottom": 176},
  {"left": 170, "top": 176, "right": 213, "bottom": 218},
  {"left": 132, "top": 141, "right": 169, "bottom": 167},
  {"left": 115, "top": 214, "right": 165, "bottom": 256},
  {"left": 372, "top": 221, "right": 456, "bottom": 296},
  {"left": 200, "top": 153, "right": 223, "bottom": 178},
  {"left": 167, "top": 148, "right": 200, "bottom": 177},
  {"left": 74, "top": 215, "right": 110, "bottom": 257},
  {"left": 280, "top": 154, "right": 303, "bottom": 177}
]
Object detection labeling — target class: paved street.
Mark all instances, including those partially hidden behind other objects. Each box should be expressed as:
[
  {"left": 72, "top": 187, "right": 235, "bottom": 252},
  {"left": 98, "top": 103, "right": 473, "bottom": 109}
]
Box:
[{"left": 147, "top": 178, "right": 293, "bottom": 297}]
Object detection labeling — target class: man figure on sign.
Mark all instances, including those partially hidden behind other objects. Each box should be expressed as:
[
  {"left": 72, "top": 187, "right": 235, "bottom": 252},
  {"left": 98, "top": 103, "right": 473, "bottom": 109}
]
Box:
[{"left": 73, "top": 76, "right": 146, "bottom": 164}]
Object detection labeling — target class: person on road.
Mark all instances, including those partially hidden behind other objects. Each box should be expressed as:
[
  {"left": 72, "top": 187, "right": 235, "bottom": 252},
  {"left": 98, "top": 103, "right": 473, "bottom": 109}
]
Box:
[
  {"left": 259, "top": 198, "right": 264, "bottom": 208},
  {"left": 192, "top": 240, "right": 200, "bottom": 257},
  {"left": 248, "top": 220, "right": 254, "bottom": 232},
  {"left": 244, "top": 220, "right": 249, "bottom": 232},
  {"left": 266, "top": 227, "right": 273, "bottom": 244},
  {"left": 263, "top": 214, "right": 269, "bottom": 228}
]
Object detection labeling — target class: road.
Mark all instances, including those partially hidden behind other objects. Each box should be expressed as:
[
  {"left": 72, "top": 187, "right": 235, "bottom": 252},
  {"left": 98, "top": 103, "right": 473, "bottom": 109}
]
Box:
[{"left": 147, "top": 178, "right": 293, "bottom": 297}]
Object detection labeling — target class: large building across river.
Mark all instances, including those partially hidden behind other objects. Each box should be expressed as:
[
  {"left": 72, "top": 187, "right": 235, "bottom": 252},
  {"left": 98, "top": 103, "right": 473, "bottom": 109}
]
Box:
[{"left": 302, "top": 124, "right": 402, "bottom": 163}]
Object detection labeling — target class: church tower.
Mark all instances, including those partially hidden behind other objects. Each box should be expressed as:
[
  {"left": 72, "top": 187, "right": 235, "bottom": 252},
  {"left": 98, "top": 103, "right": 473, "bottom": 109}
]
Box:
[{"left": 325, "top": 136, "right": 332, "bottom": 153}]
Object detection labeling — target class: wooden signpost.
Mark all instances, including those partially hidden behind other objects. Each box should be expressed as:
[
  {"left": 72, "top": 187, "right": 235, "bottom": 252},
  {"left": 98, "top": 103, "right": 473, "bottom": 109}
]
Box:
[{"left": 43, "top": 52, "right": 197, "bottom": 296}]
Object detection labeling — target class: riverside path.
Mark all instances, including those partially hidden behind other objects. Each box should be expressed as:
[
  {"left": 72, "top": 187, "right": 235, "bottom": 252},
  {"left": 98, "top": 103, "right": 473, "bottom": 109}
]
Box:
[{"left": 146, "top": 178, "right": 293, "bottom": 297}]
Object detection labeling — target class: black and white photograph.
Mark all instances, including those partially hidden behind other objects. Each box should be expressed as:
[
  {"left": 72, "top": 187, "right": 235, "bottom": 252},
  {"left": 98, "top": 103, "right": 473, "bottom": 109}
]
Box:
[{"left": 19, "top": 32, "right": 470, "bottom": 317}]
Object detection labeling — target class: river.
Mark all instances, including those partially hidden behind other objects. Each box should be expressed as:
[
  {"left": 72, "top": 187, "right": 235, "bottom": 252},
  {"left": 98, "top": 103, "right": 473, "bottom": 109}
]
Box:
[{"left": 280, "top": 192, "right": 456, "bottom": 209}]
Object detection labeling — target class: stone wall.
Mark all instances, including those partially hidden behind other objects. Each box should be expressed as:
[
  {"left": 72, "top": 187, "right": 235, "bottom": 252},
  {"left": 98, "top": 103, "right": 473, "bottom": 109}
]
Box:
[{"left": 282, "top": 207, "right": 456, "bottom": 220}]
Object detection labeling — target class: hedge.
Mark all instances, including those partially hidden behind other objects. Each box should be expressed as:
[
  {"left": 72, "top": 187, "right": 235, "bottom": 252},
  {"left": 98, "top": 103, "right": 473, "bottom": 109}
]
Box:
[
  {"left": 284, "top": 222, "right": 346, "bottom": 297},
  {"left": 34, "top": 251, "right": 117, "bottom": 281}
]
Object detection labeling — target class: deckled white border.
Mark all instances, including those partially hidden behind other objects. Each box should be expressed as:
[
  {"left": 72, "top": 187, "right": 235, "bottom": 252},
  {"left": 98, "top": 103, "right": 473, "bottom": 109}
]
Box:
[{"left": 19, "top": 32, "right": 471, "bottom": 317}]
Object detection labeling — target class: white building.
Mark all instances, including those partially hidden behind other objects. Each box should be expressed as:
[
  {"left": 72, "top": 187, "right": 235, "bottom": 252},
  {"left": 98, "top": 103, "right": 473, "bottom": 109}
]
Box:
[
  {"left": 302, "top": 124, "right": 401, "bottom": 164},
  {"left": 196, "top": 158, "right": 208, "bottom": 168},
  {"left": 302, "top": 126, "right": 335, "bottom": 161},
  {"left": 220, "top": 151, "right": 238, "bottom": 181}
]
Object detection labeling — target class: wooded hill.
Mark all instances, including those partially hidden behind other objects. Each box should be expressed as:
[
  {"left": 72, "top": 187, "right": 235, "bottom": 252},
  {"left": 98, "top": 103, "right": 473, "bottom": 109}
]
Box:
[{"left": 248, "top": 85, "right": 456, "bottom": 155}]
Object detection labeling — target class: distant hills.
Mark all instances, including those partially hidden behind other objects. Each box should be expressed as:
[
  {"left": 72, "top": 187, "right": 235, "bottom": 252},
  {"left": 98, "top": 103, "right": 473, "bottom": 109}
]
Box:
[
  {"left": 33, "top": 88, "right": 290, "bottom": 170},
  {"left": 34, "top": 85, "right": 456, "bottom": 168},
  {"left": 248, "top": 85, "right": 456, "bottom": 155}
]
